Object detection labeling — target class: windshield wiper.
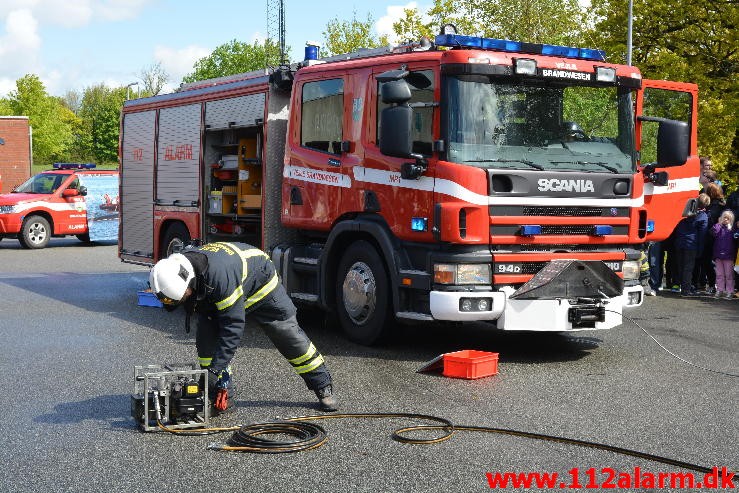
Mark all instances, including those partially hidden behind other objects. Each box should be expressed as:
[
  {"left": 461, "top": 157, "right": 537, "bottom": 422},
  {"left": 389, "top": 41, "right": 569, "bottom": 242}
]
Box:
[
  {"left": 550, "top": 161, "right": 620, "bottom": 173},
  {"left": 465, "top": 159, "right": 544, "bottom": 170}
]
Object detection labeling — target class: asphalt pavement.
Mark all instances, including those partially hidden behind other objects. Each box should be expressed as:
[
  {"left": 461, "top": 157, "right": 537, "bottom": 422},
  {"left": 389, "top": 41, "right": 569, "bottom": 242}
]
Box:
[{"left": 0, "top": 237, "right": 736, "bottom": 492}]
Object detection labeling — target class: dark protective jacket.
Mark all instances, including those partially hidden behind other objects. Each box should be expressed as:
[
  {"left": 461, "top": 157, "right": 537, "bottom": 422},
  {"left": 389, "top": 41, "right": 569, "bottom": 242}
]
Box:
[
  {"left": 186, "top": 242, "right": 279, "bottom": 372},
  {"left": 673, "top": 210, "right": 708, "bottom": 253}
]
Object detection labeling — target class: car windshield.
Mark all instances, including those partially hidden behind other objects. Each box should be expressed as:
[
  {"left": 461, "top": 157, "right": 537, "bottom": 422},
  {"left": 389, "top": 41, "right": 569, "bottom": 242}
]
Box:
[
  {"left": 14, "top": 173, "right": 67, "bottom": 194},
  {"left": 445, "top": 75, "right": 636, "bottom": 173}
]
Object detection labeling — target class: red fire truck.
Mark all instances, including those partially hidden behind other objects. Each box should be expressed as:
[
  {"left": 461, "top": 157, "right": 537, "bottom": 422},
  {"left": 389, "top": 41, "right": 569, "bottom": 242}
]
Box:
[
  {"left": 119, "top": 29, "right": 699, "bottom": 344},
  {"left": 0, "top": 163, "right": 119, "bottom": 249}
]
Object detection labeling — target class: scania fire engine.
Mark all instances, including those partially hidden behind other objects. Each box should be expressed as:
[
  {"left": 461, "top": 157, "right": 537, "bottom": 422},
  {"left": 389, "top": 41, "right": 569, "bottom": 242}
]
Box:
[{"left": 119, "top": 28, "right": 699, "bottom": 344}]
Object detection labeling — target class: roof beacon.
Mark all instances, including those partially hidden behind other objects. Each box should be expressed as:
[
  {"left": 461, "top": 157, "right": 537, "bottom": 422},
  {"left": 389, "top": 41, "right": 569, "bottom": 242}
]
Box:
[
  {"left": 435, "top": 33, "right": 606, "bottom": 62},
  {"left": 53, "top": 162, "right": 96, "bottom": 169}
]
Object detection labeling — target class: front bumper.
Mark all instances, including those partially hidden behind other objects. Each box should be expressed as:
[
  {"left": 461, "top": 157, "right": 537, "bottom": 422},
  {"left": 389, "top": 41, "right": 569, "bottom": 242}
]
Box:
[
  {"left": 429, "top": 284, "right": 642, "bottom": 331},
  {"left": 0, "top": 214, "right": 22, "bottom": 234}
]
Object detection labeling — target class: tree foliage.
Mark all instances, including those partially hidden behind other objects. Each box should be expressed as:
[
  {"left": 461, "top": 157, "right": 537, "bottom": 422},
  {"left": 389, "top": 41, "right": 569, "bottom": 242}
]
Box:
[
  {"left": 139, "top": 62, "right": 169, "bottom": 96},
  {"left": 588, "top": 0, "right": 738, "bottom": 187},
  {"left": 77, "top": 84, "right": 126, "bottom": 164},
  {"left": 393, "top": 0, "right": 586, "bottom": 45},
  {"left": 3, "top": 75, "right": 76, "bottom": 166},
  {"left": 322, "top": 12, "right": 389, "bottom": 57},
  {"left": 182, "top": 39, "right": 284, "bottom": 84}
]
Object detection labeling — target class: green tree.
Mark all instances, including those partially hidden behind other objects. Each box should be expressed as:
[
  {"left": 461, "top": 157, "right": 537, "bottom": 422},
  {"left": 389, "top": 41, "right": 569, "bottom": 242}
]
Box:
[
  {"left": 588, "top": 0, "right": 738, "bottom": 188},
  {"left": 78, "top": 84, "right": 126, "bottom": 165},
  {"left": 405, "top": 0, "right": 586, "bottom": 45},
  {"left": 322, "top": 12, "right": 389, "bottom": 57},
  {"left": 182, "top": 39, "right": 284, "bottom": 84},
  {"left": 5, "top": 74, "right": 75, "bottom": 166}
]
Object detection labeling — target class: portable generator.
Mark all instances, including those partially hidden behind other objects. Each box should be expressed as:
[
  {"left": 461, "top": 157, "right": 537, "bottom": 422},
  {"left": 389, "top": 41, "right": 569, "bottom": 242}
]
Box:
[{"left": 131, "top": 364, "right": 210, "bottom": 432}]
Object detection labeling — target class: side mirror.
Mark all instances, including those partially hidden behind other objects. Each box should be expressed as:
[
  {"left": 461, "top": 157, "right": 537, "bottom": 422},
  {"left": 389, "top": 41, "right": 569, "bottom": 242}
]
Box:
[
  {"left": 62, "top": 189, "right": 79, "bottom": 198},
  {"left": 380, "top": 105, "right": 414, "bottom": 158},
  {"left": 380, "top": 79, "right": 412, "bottom": 104},
  {"left": 639, "top": 116, "right": 689, "bottom": 167},
  {"left": 78, "top": 185, "right": 88, "bottom": 196}
]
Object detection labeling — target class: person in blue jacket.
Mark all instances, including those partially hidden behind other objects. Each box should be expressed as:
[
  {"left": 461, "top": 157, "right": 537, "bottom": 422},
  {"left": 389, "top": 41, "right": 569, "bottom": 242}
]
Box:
[{"left": 673, "top": 194, "right": 710, "bottom": 296}]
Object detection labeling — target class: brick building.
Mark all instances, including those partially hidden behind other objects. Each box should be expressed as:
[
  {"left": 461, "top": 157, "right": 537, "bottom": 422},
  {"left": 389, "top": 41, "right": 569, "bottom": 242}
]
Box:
[{"left": 0, "top": 116, "right": 32, "bottom": 193}]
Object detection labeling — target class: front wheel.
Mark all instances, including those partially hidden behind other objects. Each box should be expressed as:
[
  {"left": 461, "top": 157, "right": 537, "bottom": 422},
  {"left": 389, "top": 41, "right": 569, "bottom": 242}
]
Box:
[
  {"left": 18, "top": 215, "right": 51, "bottom": 249},
  {"left": 335, "top": 240, "right": 391, "bottom": 345},
  {"left": 161, "top": 222, "right": 191, "bottom": 257}
]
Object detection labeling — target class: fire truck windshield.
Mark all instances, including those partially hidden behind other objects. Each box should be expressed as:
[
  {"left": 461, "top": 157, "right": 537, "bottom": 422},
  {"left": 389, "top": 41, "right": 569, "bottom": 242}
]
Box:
[
  {"left": 445, "top": 75, "right": 636, "bottom": 174},
  {"left": 13, "top": 173, "right": 66, "bottom": 194}
]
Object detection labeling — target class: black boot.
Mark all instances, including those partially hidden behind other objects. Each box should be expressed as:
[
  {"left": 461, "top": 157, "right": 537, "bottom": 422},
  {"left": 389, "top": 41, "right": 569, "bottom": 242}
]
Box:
[{"left": 314, "top": 384, "right": 338, "bottom": 412}]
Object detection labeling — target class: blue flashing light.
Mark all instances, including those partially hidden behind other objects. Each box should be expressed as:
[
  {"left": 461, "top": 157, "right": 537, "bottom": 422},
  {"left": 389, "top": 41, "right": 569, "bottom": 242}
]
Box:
[
  {"left": 579, "top": 48, "right": 607, "bottom": 62},
  {"left": 646, "top": 220, "right": 655, "bottom": 233},
  {"left": 435, "top": 34, "right": 482, "bottom": 48},
  {"left": 520, "top": 225, "right": 542, "bottom": 236},
  {"left": 411, "top": 217, "right": 428, "bottom": 232},
  {"left": 436, "top": 33, "right": 606, "bottom": 61},
  {"left": 541, "top": 44, "right": 580, "bottom": 58},
  {"left": 481, "top": 38, "right": 521, "bottom": 51},
  {"left": 593, "top": 225, "right": 613, "bottom": 236},
  {"left": 53, "top": 162, "right": 96, "bottom": 169}
]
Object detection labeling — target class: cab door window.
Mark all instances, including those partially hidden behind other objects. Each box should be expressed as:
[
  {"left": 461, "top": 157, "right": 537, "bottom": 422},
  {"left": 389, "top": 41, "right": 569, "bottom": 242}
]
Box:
[
  {"left": 640, "top": 88, "right": 692, "bottom": 163},
  {"left": 301, "top": 78, "right": 344, "bottom": 154},
  {"left": 377, "top": 70, "right": 435, "bottom": 155}
]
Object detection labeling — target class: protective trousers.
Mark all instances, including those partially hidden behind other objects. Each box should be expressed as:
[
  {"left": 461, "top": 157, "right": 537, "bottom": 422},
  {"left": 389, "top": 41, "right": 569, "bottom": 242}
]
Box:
[{"left": 196, "top": 283, "right": 332, "bottom": 392}]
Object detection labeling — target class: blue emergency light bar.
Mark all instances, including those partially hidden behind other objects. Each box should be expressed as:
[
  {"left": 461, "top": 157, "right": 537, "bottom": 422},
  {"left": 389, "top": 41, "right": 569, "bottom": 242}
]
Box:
[
  {"left": 53, "top": 162, "right": 96, "bottom": 169},
  {"left": 435, "top": 33, "right": 606, "bottom": 62}
]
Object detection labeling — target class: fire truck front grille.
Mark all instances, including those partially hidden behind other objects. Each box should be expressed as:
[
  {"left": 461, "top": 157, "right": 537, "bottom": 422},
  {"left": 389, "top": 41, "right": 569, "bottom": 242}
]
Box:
[
  {"left": 492, "top": 244, "right": 626, "bottom": 253},
  {"left": 490, "top": 225, "right": 629, "bottom": 236},
  {"left": 490, "top": 206, "right": 629, "bottom": 217}
]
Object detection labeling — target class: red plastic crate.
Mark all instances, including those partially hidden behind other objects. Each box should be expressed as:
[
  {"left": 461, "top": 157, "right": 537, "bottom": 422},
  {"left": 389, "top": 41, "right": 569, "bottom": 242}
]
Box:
[{"left": 442, "top": 350, "right": 499, "bottom": 379}]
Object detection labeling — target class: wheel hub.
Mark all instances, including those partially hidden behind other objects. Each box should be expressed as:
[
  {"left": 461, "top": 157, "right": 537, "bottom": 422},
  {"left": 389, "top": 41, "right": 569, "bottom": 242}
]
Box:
[
  {"left": 29, "top": 222, "right": 47, "bottom": 245},
  {"left": 342, "top": 261, "right": 376, "bottom": 325}
]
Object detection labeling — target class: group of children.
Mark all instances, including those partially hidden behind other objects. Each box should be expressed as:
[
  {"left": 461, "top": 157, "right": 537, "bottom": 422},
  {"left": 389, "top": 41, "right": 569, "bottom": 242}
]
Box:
[{"left": 647, "top": 157, "right": 739, "bottom": 298}]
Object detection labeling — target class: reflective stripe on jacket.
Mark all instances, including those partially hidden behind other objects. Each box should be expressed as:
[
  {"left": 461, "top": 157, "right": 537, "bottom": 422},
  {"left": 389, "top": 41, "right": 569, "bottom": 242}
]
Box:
[{"left": 195, "top": 242, "right": 279, "bottom": 371}]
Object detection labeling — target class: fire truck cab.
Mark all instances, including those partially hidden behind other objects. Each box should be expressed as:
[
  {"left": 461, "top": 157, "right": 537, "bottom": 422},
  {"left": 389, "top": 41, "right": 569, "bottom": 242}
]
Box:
[{"left": 0, "top": 163, "right": 119, "bottom": 249}]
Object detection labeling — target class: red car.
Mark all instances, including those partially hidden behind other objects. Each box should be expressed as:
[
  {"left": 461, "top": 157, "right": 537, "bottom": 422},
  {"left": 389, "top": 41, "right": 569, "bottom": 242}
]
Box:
[{"left": 0, "top": 163, "right": 119, "bottom": 249}]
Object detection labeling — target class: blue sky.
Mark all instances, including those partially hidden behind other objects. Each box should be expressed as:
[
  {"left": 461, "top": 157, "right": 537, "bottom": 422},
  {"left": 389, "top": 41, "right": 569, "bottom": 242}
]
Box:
[{"left": 0, "top": 0, "right": 427, "bottom": 98}]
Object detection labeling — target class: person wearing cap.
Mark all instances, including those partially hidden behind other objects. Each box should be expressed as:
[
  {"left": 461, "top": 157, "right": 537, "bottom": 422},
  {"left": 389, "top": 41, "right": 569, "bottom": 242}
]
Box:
[{"left": 149, "top": 241, "right": 337, "bottom": 413}]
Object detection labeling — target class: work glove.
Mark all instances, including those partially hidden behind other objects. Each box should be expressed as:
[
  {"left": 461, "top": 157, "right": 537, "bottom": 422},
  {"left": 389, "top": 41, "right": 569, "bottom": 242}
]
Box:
[{"left": 207, "top": 368, "right": 231, "bottom": 412}]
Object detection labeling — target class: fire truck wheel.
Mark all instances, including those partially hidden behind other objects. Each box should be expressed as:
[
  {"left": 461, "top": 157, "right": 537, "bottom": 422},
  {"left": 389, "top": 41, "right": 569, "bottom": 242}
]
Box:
[
  {"left": 162, "top": 222, "right": 190, "bottom": 257},
  {"left": 76, "top": 234, "right": 91, "bottom": 243},
  {"left": 336, "top": 240, "right": 391, "bottom": 345},
  {"left": 18, "top": 215, "right": 51, "bottom": 249}
]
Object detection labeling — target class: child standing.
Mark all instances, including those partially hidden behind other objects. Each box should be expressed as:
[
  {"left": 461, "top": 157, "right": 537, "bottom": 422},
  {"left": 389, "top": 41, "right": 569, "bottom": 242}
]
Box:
[
  {"left": 711, "top": 209, "right": 737, "bottom": 298},
  {"left": 674, "top": 194, "right": 710, "bottom": 296}
]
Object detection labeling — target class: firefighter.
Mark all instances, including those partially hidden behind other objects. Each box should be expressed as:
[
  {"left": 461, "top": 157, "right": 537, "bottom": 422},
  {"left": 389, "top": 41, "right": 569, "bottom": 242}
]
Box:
[{"left": 149, "top": 241, "right": 337, "bottom": 412}]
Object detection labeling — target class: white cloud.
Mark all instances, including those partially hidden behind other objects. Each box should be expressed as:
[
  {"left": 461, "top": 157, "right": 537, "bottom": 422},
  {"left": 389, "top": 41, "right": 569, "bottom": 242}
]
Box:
[
  {"left": 0, "top": 9, "right": 42, "bottom": 94},
  {"left": 154, "top": 44, "right": 211, "bottom": 89}
]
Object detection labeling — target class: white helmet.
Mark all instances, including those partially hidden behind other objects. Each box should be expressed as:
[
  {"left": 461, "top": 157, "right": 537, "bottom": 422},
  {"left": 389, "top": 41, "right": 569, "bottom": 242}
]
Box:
[{"left": 149, "top": 253, "right": 195, "bottom": 310}]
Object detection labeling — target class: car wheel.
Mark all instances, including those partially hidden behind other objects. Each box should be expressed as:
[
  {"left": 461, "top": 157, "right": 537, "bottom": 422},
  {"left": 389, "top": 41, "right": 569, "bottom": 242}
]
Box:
[
  {"left": 162, "top": 222, "right": 190, "bottom": 257},
  {"left": 335, "top": 240, "right": 391, "bottom": 345},
  {"left": 76, "top": 234, "right": 91, "bottom": 243},
  {"left": 18, "top": 215, "right": 51, "bottom": 249}
]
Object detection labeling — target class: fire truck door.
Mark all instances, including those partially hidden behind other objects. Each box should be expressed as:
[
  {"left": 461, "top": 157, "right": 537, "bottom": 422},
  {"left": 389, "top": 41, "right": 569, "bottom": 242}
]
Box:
[
  {"left": 636, "top": 80, "right": 699, "bottom": 242},
  {"left": 56, "top": 176, "right": 85, "bottom": 233},
  {"left": 284, "top": 77, "right": 349, "bottom": 229},
  {"left": 360, "top": 67, "right": 437, "bottom": 242}
]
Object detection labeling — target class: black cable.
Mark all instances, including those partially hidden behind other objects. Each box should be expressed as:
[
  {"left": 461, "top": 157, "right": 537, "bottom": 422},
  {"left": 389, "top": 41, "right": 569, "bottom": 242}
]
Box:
[
  {"left": 613, "top": 310, "right": 739, "bottom": 378},
  {"left": 193, "top": 413, "right": 721, "bottom": 474}
]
